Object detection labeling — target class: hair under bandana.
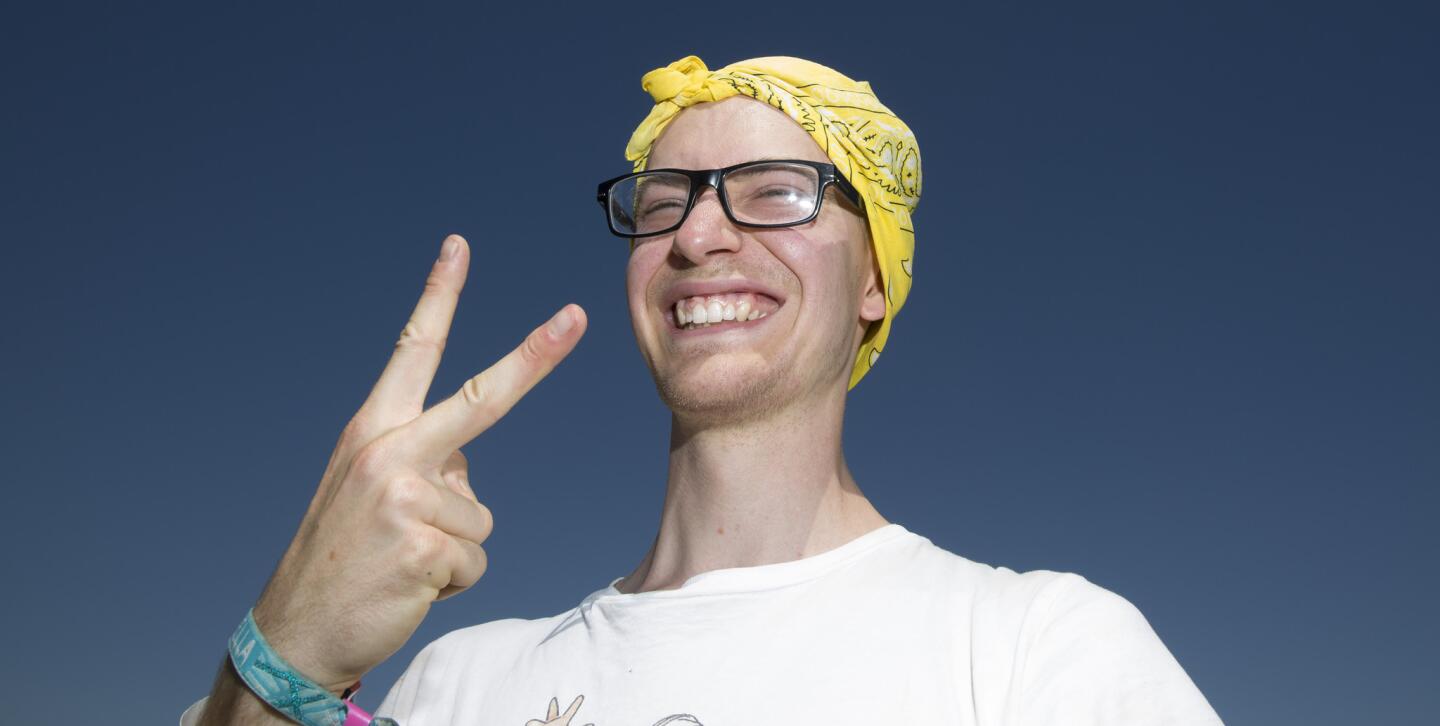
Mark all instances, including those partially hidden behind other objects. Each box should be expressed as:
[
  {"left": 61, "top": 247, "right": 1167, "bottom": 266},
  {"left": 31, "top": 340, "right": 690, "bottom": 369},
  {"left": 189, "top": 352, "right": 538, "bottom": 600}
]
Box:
[{"left": 625, "top": 55, "right": 920, "bottom": 390}]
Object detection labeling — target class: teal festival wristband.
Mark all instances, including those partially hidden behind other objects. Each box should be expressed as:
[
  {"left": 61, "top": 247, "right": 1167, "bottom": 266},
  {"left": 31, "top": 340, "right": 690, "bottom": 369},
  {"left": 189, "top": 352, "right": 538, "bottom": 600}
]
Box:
[{"left": 228, "top": 608, "right": 392, "bottom": 726}]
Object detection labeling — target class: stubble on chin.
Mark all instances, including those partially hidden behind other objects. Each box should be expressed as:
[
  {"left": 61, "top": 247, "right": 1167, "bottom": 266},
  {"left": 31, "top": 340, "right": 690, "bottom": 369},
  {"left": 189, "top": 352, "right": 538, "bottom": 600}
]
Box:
[{"left": 653, "top": 359, "right": 789, "bottom": 426}]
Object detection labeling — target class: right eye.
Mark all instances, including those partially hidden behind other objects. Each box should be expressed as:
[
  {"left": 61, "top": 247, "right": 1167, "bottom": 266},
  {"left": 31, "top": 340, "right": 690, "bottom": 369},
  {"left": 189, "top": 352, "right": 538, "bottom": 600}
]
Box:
[{"left": 639, "top": 195, "right": 687, "bottom": 215}]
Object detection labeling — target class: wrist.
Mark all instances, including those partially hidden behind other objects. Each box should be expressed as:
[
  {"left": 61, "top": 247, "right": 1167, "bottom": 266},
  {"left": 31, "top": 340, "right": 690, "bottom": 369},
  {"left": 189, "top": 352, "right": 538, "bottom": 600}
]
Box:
[
  {"left": 250, "top": 603, "right": 360, "bottom": 697},
  {"left": 228, "top": 607, "right": 394, "bottom": 726}
]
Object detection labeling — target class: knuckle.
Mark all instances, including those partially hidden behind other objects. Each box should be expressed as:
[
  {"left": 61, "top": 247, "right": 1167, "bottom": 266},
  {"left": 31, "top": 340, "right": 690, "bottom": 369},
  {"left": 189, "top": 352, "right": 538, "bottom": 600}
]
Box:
[
  {"left": 395, "top": 320, "right": 447, "bottom": 354},
  {"left": 473, "top": 502, "right": 494, "bottom": 541},
  {"left": 404, "top": 525, "right": 449, "bottom": 571},
  {"left": 337, "top": 415, "right": 374, "bottom": 451},
  {"left": 422, "top": 271, "right": 455, "bottom": 299},
  {"left": 379, "top": 476, "right": 435, "bottom": 514},
  {"left": 349, "top": 440, "right": 393, "bottom": 479},
  {"left": 461, "top": 372, "right": 492, "bottom": 407},
  {"left": 518, "top": 332, "right": 549, "bottom": 368},
  {"left": 448, "top": 474, "right": 477, "bottom": 504},
  {"left": 471, "top": 544, "right": 489, "bottom": 580},
  {"left": 438, "top": 544, "right": 486, "bottom": 597},
  {"left": 460, "top": 542, "right": 488, "bottom": 583}
]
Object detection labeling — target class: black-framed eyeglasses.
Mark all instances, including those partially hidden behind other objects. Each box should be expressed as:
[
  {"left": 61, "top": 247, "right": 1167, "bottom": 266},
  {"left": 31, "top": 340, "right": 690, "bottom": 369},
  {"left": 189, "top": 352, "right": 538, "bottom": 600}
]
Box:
[{"left": 595, "top": 159, "right": 862, "bottom": 238}]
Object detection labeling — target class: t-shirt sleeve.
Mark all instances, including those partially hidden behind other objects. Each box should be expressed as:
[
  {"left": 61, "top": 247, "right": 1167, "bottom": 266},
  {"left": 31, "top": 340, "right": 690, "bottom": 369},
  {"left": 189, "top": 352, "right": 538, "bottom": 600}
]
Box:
[
  {"left": 178, "top": 696, "right": 206, "bottom": 725},
  {"left": 372, "top": 634, "right": 449, "bottom": 723},
  {"left": 1011, "top": 573, "right": 1223, "bottom": 726}
]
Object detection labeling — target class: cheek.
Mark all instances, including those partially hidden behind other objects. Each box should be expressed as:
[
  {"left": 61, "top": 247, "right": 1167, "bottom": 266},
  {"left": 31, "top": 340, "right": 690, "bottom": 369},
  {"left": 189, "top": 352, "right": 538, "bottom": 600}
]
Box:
[
  {"left": 753, "top": 227, "right": 855, "bottom": 305},
  {"left": 625, "top": 244, "right": 665, "bottom": 309}
]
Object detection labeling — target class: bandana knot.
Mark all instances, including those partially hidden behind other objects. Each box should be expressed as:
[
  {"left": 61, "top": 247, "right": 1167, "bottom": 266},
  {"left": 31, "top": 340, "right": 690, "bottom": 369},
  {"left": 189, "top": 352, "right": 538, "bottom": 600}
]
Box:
[{"left": 641, "top": 55, "right": 718, "bottom": 107}]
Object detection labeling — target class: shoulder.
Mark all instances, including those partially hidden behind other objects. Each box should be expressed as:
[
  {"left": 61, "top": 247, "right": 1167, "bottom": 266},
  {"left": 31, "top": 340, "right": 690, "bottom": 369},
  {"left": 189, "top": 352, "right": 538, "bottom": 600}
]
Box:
[
  {"left": 881, "top": 528, "right": 1094, "bottom": 616},
  {"left": 888, "top": 529, "right": 1145, "bottom": 617},
  {"left": 893, "top": 531, "right": 1222, "bottom": 724},
  {"left": 1006, "top": 571, "right": 1170, "bottom": 672},
  {"left": 863, "top": 530, "right": 1141, "bottom": 653},
  {"left": 1007, "top": 573, "right": 1223, "bottom": 723},
  {"left": 901, "top": 532, "right": 1168, "bottom": 662}
]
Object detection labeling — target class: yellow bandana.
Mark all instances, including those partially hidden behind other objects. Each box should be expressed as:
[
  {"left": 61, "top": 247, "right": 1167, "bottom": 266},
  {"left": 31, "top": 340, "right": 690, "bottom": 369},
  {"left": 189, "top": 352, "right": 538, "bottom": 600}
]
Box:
[{"left": 624, "top": 55, "right": 921, "bottom": 390}]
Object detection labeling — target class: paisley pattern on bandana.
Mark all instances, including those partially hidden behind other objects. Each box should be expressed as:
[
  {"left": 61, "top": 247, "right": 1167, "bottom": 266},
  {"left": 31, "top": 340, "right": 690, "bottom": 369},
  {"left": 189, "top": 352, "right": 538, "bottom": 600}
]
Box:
[{"left": 625, "top": 55, "right": 921, "bottom": 390}]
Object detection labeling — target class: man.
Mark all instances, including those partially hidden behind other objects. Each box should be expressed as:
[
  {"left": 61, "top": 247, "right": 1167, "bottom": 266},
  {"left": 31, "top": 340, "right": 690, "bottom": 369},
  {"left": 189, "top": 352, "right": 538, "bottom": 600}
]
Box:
[{"left": 186, "top": 56, "right": 1222, "bottom": 725}]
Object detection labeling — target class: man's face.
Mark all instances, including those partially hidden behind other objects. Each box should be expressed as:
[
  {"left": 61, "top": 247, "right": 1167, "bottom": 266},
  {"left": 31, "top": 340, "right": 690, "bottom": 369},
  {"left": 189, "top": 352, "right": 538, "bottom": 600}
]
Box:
[{"left": 625, "top": 97, "right": 885, "bottom": 420}]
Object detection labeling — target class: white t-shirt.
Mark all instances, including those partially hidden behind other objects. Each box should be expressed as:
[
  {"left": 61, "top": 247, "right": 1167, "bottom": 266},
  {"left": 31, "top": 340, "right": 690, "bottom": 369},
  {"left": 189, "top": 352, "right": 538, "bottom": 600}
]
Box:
[{"left": 182, "top": 524, "right": 1221, "bottom": 725}]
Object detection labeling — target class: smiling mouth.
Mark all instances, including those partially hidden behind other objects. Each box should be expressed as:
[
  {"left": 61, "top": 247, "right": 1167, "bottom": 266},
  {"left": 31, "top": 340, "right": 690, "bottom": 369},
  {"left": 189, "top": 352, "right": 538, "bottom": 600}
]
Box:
[{"left": 669, "top": 292, "right": 782, "bottom": 332}]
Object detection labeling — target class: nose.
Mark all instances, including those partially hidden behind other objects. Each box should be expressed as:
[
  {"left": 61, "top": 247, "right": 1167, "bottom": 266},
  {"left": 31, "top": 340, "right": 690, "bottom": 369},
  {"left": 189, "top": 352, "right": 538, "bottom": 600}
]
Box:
[{"left": 670, "top": 187, "right": 742, "bottom": 265}]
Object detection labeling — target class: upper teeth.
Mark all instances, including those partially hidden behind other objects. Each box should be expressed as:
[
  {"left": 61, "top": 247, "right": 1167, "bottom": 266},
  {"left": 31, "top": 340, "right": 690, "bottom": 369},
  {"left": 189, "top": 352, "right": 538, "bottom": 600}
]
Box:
[{"left": 674, "top": 292, "right": 772, "bottom": 328}]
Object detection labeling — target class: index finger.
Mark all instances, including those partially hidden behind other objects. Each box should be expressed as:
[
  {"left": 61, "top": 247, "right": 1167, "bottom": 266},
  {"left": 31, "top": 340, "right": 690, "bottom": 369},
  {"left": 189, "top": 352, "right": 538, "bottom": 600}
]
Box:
[
  {"left": 362, "top": 234, "right": 470, "bottom": 424},
  {"left": 394, "top": 303, "right": 587, "bottom": 465}
]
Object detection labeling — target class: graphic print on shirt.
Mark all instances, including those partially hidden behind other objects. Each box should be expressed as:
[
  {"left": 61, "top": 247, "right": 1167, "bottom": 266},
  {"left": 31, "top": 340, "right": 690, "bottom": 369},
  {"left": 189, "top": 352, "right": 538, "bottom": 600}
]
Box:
[{"left": 525, "top": 695, "right": 703, "bottom": 726}]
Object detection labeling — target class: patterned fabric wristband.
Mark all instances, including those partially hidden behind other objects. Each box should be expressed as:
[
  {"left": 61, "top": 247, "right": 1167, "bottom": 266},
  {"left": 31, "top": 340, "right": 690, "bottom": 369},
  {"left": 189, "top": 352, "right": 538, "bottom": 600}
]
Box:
[{"left": 228, "top": 608, "right": 397, "bottom": 726}]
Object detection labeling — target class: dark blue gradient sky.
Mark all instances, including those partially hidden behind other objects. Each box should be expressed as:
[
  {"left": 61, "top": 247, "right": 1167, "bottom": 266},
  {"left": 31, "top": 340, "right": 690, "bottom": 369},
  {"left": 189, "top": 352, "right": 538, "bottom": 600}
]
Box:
[{"left": 2, "top": 3, "right": 1435, "bottom": 724}]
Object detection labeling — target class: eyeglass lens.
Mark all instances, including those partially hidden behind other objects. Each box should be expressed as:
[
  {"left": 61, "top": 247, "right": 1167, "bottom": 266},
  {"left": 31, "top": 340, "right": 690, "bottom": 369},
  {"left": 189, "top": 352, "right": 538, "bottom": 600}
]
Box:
[{"left": 608, "top": 162, "right": 823, "bottom": 236}]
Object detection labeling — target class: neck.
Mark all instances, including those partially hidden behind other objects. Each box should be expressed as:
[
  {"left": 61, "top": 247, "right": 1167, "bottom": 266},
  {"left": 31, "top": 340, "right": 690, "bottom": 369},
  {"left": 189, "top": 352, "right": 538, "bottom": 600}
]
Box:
[{"left": 616, "top": 382, "right": 888, "bottom": 594}]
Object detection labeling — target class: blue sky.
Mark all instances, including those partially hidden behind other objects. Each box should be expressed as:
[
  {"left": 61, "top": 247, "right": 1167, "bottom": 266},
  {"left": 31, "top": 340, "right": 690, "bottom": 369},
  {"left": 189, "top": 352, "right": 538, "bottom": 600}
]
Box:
[{"left": 1, "top": 3, "right": 1435, "bottom": 723}]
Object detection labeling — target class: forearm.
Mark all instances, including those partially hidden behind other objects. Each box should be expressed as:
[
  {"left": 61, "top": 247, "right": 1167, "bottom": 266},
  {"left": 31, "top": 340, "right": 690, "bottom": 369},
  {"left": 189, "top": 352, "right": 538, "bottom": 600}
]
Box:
[{"left": 196, "top": 654, "right": 295, "bottom": 726}]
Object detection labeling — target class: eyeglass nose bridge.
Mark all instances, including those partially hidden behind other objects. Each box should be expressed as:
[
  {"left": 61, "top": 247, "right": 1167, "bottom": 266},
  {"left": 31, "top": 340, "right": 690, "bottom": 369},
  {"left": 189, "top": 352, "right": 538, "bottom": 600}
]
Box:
[{"left": 676, "top": 168, "right": 733, "bottom": 227}]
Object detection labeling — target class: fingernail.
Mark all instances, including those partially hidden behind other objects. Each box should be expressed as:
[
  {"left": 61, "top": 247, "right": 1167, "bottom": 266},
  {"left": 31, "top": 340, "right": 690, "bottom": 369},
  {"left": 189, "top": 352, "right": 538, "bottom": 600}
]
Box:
[
  {"left": 439, "top": 235, "right": 460, "bottom": 261},
  {"left": 547, "top": 306, "right": 575, "bottom": 336}
]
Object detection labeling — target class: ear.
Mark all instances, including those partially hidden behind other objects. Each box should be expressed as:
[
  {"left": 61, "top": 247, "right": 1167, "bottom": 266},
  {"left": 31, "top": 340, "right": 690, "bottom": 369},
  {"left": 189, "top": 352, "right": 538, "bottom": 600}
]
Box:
[{"left": 859, "top": 245, "right": 887, "bottom": 324}]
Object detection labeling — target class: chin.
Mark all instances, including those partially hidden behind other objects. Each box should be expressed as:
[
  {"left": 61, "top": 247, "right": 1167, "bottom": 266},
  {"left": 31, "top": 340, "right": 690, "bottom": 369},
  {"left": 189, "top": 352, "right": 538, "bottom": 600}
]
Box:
[{"left": 653, "top": 356, "right": 791, "bottom": 424}]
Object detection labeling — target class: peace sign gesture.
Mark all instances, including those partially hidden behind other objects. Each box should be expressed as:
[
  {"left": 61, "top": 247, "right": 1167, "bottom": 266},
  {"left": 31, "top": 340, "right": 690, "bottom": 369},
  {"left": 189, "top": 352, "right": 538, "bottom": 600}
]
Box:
[{"left": 238, "top": 234, "right": 585, "bottom": 700}]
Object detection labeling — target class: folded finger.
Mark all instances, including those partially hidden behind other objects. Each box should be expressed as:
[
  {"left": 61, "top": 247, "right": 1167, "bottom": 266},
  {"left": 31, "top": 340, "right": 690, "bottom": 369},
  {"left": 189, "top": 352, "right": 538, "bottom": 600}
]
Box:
[
  {"left": 426, "top": 480, "right": 493, "bottom": 545},
  {"left": 436, "top": 535, "right": 487, "bottom": 599},
  {"left": 440, "top": 449, "right": 476, "bottom": 502}
]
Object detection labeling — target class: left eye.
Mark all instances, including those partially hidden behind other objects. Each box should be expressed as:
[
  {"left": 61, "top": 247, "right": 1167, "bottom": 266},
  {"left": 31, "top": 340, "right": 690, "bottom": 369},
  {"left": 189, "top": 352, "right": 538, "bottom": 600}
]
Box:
[{"left": 756, "top": 186, "right": 801, "bottom": 199}]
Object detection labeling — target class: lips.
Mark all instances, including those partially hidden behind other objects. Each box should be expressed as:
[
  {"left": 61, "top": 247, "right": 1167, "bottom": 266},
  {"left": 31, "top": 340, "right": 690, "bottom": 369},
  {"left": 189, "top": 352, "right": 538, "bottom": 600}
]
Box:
[{"left": 662, "top": 277, "right": 787, "bottom": 310}]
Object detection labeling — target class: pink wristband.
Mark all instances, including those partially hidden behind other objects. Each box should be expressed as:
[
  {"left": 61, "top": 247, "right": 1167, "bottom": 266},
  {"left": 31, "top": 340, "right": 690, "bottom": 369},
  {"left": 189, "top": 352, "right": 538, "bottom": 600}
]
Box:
[
  {"left": 341, "top": 681, "right": 395, "bottom": 726},
  {"left": 343, "top": 701, "right": 375, "bottom": 726}
]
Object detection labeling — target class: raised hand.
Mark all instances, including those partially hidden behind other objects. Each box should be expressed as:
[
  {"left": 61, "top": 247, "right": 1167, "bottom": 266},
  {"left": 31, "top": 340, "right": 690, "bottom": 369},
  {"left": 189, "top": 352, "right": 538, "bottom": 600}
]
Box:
[{"left": 248, "top": 233, "right": 586, "bottom": 694}]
